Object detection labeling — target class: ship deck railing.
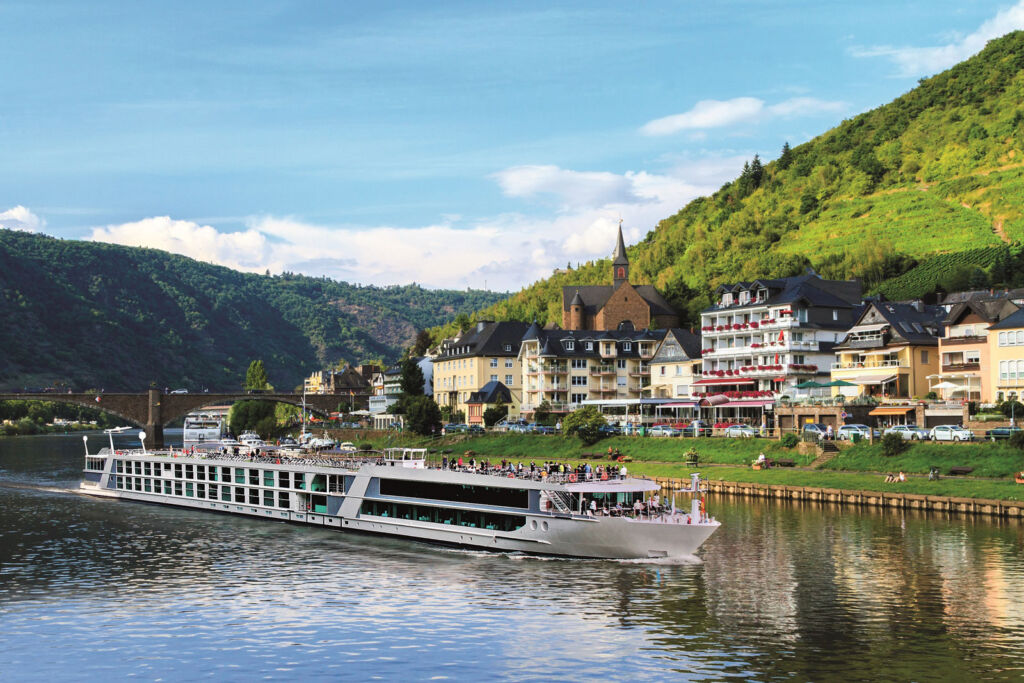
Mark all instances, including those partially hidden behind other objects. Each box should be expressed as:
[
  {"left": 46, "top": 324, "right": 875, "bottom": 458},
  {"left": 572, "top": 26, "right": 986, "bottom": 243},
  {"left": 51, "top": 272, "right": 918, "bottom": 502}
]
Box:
[{"left": 104, "top": 449, "right": 702, "bottom": 492}]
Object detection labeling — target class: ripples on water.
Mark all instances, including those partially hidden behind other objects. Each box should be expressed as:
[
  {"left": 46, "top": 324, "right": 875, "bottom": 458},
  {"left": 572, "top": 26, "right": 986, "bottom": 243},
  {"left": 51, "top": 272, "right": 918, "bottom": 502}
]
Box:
[{"left": 3, "top": 435, "right": 1024, "bottom": 681}]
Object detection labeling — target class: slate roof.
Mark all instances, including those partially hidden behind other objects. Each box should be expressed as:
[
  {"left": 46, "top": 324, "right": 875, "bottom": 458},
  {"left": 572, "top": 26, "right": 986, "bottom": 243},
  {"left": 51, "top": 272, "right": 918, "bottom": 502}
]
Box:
[
  {"left": 665, "top": 328, "right": 703, "bottom": 358},
  {"left": 945, "top": 298, "right": 1019, "bottom": 325},
  {"left": 612, "top": 225, "right": 629, "bottom": 267},
  {"left": 466, "top": 380, "right": 512, "bottom": 405},
  {"left": 524, "top": 327, "right": 667, "bottom": 360},
  {"left": 834, "top": 301, "right": 946, "bottom": 349},
  {"left": 705, "top": 274, "right": 862, "bottom": 313},
  {"left": 560, "top": 284, "right": 676, "bottom": 316},
  {"left": 438, "top": 321, "right": 531, "bottom": 359},
  {"left": 988, "top": 306, "right": 1024, "bottom": 330}
]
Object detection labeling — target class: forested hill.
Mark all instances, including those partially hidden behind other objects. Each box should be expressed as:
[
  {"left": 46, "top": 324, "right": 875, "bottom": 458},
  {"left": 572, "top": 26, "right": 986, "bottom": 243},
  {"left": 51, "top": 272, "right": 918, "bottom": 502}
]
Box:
[
  {"left": 0, "top": 230, "right": 505, "bottom": 391},
  {"left": 437, "top": 31, "right": 1024, "bottom": 339}
]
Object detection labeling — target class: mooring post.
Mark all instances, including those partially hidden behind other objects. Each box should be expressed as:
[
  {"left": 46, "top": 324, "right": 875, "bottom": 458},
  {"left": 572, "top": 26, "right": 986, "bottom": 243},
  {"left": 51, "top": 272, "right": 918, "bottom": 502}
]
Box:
[{"left": 146, "top": 389, "right": 164, "bottom": 449}]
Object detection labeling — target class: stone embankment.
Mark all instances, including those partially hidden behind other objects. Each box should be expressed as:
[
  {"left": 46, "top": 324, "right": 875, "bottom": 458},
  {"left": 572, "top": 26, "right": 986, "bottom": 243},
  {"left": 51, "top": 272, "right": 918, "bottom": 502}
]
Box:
[{"left": 652, "top": 477, "right": 1024, "bottom": 519}]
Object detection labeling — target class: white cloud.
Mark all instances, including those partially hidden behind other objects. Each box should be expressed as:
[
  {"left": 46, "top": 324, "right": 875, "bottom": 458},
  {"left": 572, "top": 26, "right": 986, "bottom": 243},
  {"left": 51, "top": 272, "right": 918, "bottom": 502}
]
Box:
[
  {"left": 852, "top": 1, "right": 1024, "bottom": 76},
  {"left": 641, "top": 96, "right": 845, "bottom": 136},
  {"left": 0, "top": 205, "right": 44, "bottom": 232},
  {"left": 640, "top": 97, "right": 764, "bottom": 135},
  {"left": 84, "top": 156, "right": 741, "bottom": 291},
  {"left": 492, "top": 165, "right": 642, "bottom": 208},
  {"left": 89, "top": 217, "right": 277, "bottom": 273}
]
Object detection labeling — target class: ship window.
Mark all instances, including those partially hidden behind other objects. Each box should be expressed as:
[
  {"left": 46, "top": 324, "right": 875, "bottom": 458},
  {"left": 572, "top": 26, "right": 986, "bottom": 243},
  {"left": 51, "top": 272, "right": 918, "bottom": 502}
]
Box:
[
  {"left": 197, "top": 483, "right": 205, "bottom": 498},
  {"left": 359, "top": 500, "right": 525, "bottom": 531},
  {"left": 234, "top": 468, "right": 245, "bottom": 484},
  {"left": 248, "top": 489, "right": 259, "bottom": 504},
  {"left": 221, "top": 486, "right": 231, "bottom": 502},
  {"left": 207, "top": 466, "right": 217, "bottom": 482},
  {"left": 164, "top": 481, "right": 172, "bottom": 495},
  {"left": 185, "top": 464, "right": 194, "bottom": 479},
  {"left": 208, "top": 484, "right": 218, "bottom": 500},
  {"left": 234, "top": 488, "right": 245, "bottom": 503},
  {"left": 174, "top": 482, "right": 182, "bottom": 496},
  {"left": 279, "top": 471, "right": 290, "bottom": 488},
  {"left": 144, "top": 462, "right": 151, "bottom": 476},
  {"left": 174, "top": 464, "right": 182, "bottom": 478},
  {"left": 264, "top": 471, "right": 274, "bottom": 487},
  {"left": 196, "top": 466, "right": 205, "bottom": 481},
  {"left": 379, "top": 479, "right": 529, "bottom": 508},
  {"left": 185, "top": 483, "right": 194, "bottom": 497},
  {"left": 263, "top": 490, "right": 274, "bottom": 506},
  {"left": 248, "top": 469, "right": 259, "bottom": 485},
  {"left": 278, "top": 491, "right": 290, "bottom": 508},
  {"left": 221, "top": 467, "right": 231, "bottom": 481},
  {"left": 144, "top": 480, "right": 152, "bottom": 493}
]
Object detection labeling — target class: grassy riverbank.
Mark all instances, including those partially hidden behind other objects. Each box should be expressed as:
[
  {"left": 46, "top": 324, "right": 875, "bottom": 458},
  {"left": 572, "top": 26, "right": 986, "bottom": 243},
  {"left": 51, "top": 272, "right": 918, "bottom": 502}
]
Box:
[{"left": 325, "top": 430, "right": 1024, "bottom": 502}]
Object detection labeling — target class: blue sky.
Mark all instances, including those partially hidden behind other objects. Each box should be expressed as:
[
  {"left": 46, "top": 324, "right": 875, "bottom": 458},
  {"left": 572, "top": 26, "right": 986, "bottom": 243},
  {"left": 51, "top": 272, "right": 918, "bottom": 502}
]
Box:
[{"left": 3, "top": 0, "right": 1024, "bottom": 290}]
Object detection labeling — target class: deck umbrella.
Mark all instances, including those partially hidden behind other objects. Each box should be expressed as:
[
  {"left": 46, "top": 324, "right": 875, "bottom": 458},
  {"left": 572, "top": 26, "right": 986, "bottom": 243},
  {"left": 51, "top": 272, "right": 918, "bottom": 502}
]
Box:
[{"left": 795, "top": 380, "right": 824, "bottom": 388}]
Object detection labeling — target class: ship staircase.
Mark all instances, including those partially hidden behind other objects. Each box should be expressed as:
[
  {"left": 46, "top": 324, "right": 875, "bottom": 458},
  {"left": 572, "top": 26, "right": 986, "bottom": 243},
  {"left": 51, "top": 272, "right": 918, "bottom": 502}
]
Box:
[{"left": 546, "top": 490, "right": 575, "bottom": 514}]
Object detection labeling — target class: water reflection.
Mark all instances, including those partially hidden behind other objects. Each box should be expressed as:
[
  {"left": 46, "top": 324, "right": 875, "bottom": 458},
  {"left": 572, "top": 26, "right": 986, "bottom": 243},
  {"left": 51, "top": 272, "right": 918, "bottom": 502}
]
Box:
[{"left": 2, "top": 435, "right": 1024, "bottom": 680}]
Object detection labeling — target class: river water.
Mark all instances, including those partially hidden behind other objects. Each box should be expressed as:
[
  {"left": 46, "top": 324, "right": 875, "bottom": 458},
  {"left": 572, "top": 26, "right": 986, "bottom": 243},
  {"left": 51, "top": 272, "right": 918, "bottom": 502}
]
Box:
[{"left": 2, "top": 434, "right": 1024, "bottom": 681}]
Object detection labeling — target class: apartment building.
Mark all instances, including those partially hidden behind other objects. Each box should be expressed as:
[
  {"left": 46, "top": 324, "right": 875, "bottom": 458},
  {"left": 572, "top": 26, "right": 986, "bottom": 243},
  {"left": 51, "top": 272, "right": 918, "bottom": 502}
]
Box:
[
  {"left": 934, "top": 298, "right": 1018, "bottom": 401},
  {"left": 988, "top": 306, "right": 1024, "bottom": 403},
  {"left": 432, "top": 321, "right": 529, "bottom": 420},
  {"left": 699, "top": 273, "right": 862, "bottom": 396},
  {"left": 518, "top": 322, "right": 665, "bottom": 419}
]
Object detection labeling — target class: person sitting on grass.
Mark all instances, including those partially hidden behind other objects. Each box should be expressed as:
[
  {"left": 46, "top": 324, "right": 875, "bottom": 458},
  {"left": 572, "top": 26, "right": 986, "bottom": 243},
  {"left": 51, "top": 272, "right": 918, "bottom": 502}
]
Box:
[{"left": 884, "top": 472, "right": 895, "bottom": 483}]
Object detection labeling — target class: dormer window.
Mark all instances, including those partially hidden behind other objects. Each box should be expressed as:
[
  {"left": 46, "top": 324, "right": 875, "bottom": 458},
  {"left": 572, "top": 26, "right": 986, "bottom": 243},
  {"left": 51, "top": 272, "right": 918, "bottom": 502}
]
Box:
[
  {"left": 585, "top": 342, "right": 593, "bottom": 351},
  {"left": 504, "top": 344, "right": 512, "bottom": 352},
  {"left": 756, "top": 288, "right": 767, "bottom": 302},
  {"left": 565, "top": 340, "right": 575, "bottom": 351},
  {"left": 623, "top": 342, "right": 632, "bottom": 352},
  {"left": 739, "top": 291, "right": 750, "bottom": 304},
  {"left": 722, "top": 293, "right": 733, "bottom": 305}
]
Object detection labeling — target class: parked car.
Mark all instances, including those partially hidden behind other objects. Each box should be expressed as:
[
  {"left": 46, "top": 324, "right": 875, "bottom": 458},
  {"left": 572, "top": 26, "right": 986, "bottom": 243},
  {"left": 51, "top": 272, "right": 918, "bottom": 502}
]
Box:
[
  {"left": 170, "top": 388, "right": 189, "bottom": 394},
  {"left": 597, "top": 423, "right": 621, "bottom": 436},
  {"left": 723, "top": 425, "right": 758, "bottom": 438},
  {"left": 929, "top": 424, "right": 974, "bottom": 442},
  {"left": 984, "top": 426, "right": 1023, "bottom": 441},
  {"left": 802, "top": 423, "right": 829, "bottom": 440},
  {"left": 837, "top": 424, "right": 880, "bottom": 441},
  {"left": 443, "top": 423, "right": 468, "bottom": 434},
  {"left": 649, "top": 425, "right": 682, "bottom": 437},
  {"left": 883, "top": 425, "right": 931, "bottom": 441},
  {"left": 467, "top": 425, "right": 485, "bottom": 434},
  {"left": 680, "top": 420, "right": 712, "bottom": 437}
]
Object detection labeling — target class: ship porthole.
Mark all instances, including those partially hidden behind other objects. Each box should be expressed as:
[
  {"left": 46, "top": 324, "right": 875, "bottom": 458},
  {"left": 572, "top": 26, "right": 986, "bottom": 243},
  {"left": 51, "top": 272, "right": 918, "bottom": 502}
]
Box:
[
  {"left": 530, "top": 520, "right": 537, "bottom": 530},
  {"left": 542, "top": 521, "right": 549, "bottom": 531}
]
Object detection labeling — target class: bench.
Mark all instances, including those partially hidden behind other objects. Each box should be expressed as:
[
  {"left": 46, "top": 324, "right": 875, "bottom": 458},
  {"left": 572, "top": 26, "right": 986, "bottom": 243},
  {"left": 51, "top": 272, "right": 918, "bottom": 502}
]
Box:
[
  {"left": 774, "top": 458, "right": 795, "bottom": 467},
  {"left": 948, "top": 466, "right": 974, "bottom": 476},
  {"left": 685, "top": 453, "right": 699, "bottom": 467}
]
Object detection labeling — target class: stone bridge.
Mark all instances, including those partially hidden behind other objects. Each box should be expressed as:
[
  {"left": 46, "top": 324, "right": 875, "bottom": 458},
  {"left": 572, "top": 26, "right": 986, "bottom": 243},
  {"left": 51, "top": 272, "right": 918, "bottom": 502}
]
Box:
[{"left": 0, "top": 391, "right": 356, "bottom": 448}]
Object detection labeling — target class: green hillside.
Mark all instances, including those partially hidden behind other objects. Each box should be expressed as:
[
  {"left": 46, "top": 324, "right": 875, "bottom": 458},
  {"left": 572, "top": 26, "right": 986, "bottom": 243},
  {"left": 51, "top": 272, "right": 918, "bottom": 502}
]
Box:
[
  {"left": 0, "top": 230, "right": 505, "bottom": 391},
  {"left": 444, "top": 31, "right": 1024, "bottom": 337}
]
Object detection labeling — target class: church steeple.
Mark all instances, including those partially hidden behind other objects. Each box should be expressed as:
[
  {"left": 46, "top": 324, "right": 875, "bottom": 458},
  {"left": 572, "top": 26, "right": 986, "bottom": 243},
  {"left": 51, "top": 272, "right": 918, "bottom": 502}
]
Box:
[{"left": 612, "top": 219, "right": 629, "bottom": 287}]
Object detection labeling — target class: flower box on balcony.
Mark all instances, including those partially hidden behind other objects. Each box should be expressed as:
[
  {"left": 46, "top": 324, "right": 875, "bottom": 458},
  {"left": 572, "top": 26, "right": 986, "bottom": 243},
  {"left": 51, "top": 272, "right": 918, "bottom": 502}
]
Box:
[
  {"left": 732, "top": 324, "right": 742, "bottom": 330},
  {"left": 750, "top": 322, "right": 759, "bottom": 329}
]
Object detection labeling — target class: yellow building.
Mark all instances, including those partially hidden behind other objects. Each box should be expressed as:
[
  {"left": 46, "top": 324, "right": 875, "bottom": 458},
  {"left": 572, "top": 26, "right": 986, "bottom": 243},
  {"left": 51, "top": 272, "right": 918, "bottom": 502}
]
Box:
[
  {"left": 988, "top": 307, "right": 1024, "bottom": 403},
  {"left": 432, "top": 321, "right": 529, "bottom": 421},
  {"left": 933, "top": 299, "right": 1019, "bottom": 402},
  {"left": 645, "top": 328, "right": 703, "bottom": 399},
  {"left": 830, "top": 302, "right": 945, "bottom": 399}
]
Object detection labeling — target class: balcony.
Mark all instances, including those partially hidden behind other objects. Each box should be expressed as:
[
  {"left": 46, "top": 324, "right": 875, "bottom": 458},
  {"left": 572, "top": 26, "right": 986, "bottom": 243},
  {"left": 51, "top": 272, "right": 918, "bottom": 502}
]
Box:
[
  {"left": 832, "top": 360, "right": 909, "bottom": 370},
  {"left": 942, "top": 362, "right": 980, "bottom": 372},
  {"left": 941, "top": 335, "right": 986, "bottom": 346},
  {"left": 590, "top": 366, "right": 616, "bottom": 376},
  {"left": 537, "top": 364, "right": 568, "bottom": 375},
  {"left": 629, "top": 367, "right": 650, "bottom": 377}
]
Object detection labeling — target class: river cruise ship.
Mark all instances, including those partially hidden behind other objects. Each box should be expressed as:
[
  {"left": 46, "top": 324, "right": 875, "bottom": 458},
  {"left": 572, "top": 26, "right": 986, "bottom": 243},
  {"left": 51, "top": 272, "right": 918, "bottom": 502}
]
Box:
[{"left": 80, "top": 429, "right": 719, "bottom": 559}]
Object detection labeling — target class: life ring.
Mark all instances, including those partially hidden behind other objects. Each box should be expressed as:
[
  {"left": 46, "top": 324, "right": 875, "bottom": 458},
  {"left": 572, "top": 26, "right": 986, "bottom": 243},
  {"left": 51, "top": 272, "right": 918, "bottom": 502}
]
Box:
[
  {"left": 600, "top": 473, "right": 608, "bottom": 481},
  {"left": 568, "top": 473, "right": 577, "bottom": 482}
]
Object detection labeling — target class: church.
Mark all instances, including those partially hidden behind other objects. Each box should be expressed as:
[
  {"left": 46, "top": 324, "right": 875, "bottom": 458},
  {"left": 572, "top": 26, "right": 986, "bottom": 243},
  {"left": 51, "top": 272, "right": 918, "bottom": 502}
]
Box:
[{"left": 561, "top": 223, "right": 679, "bottom": 331}]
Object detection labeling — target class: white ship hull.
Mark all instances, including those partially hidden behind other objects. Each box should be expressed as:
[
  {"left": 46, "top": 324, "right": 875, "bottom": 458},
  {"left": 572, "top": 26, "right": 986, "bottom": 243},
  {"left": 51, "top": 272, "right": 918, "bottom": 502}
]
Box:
[{"left": 80, "top": 453, "right": 718, "bottom": 559}]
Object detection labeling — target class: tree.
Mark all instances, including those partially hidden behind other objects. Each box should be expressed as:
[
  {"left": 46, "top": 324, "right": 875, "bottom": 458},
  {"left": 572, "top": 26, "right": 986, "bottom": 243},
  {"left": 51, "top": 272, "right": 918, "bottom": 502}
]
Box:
[
  {"left": 244, "top": 360, "right": 269, "bottom": 390},
  {"left": 778, "top": 141, "right": 793, "bottom": 170},
  {"left": 399, "top": 357, "right": 425, "bottom": 397},
  {"left": 483, "top": 399, "right": 508, "bottom": 426},
  {"left": 411, "top": 329, "right": 433, "bottom": 356},
  {"left": 404, "top": 395, "right": 442, "bottom": 436},
  {"left": 562, "top": 406, "right": 606, "bottom": 445},
  {"left": 534, "top": 399, "right": 552, "bottom": 425}
]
